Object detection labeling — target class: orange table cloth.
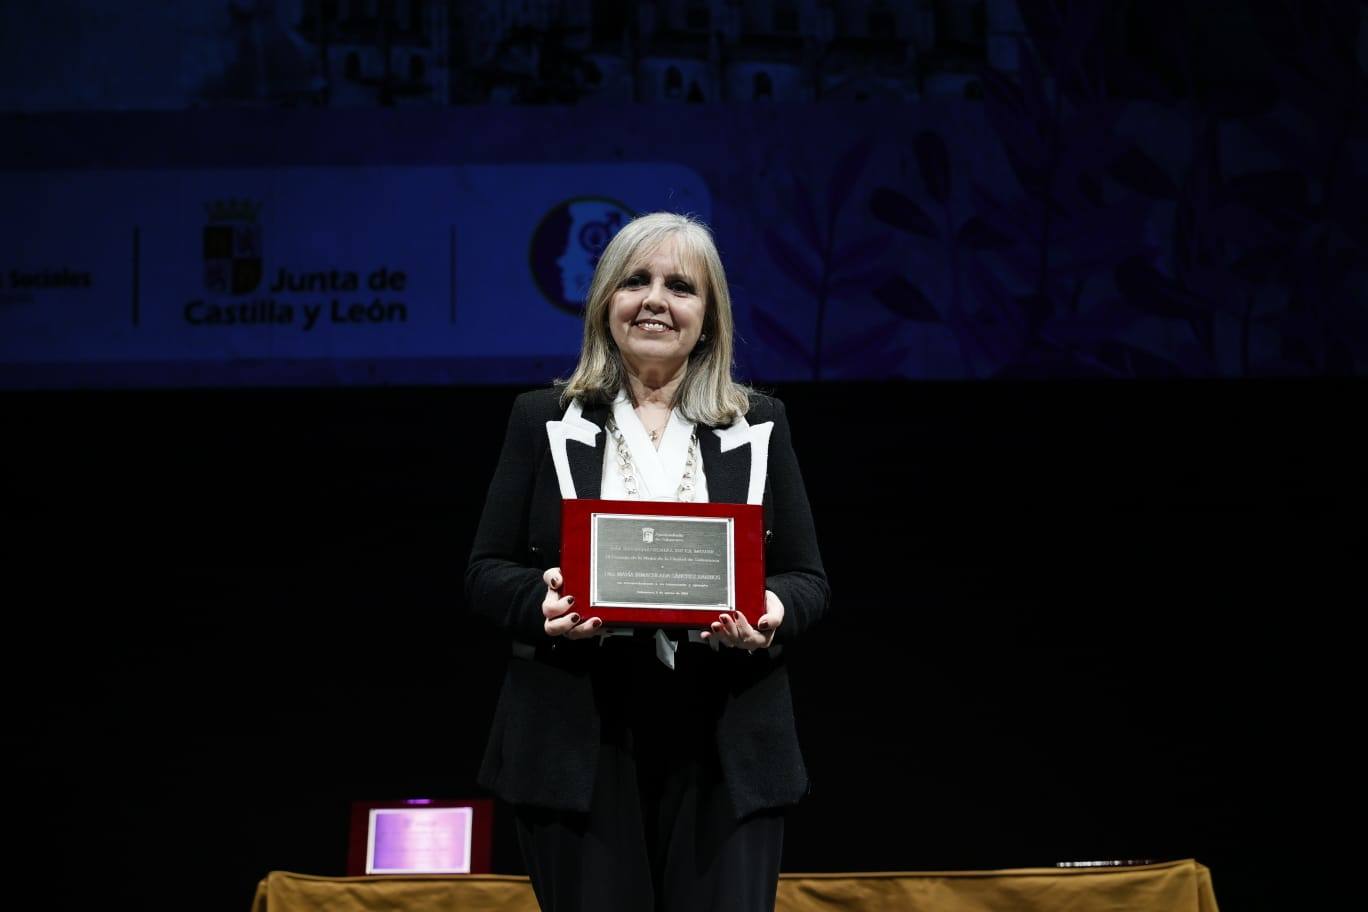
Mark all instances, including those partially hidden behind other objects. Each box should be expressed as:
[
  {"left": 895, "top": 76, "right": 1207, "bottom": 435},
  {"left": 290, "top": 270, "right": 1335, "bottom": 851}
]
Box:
[{"left": 253, "top": 858, "right": 1217, "bottom": 912}]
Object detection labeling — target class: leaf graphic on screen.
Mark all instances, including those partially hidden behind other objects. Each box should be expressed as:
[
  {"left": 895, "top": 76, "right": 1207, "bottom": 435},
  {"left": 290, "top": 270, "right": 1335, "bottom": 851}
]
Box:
[
  {"left": 915, "top": 131, "right": 951, "bottom": 205},
  {"left": 874, "top": 277, "right": 940, "bottom": 322},
  {"left": 751, "top": 306, "right": 811, "bottom": 367},
  {"left": 827, "top": 139, "right": 875, "bottom": 227},
  {"left": 763, "top": 230, "right": 821, "bottom": 296},
  {"left": 870, "top": 187, "right": 939, "bottom": 239}
]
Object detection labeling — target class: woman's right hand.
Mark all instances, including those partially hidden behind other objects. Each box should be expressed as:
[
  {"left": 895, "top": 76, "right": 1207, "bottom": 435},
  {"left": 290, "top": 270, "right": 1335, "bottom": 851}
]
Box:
[{"left": 541, "top": 567, "right": 602, "bottom": 639}]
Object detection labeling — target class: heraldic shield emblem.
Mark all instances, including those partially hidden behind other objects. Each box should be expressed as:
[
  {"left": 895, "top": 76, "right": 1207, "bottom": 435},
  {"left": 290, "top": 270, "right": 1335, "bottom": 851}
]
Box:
[{"left": 203, "top": 200, "right": 263, "bottom": 295}]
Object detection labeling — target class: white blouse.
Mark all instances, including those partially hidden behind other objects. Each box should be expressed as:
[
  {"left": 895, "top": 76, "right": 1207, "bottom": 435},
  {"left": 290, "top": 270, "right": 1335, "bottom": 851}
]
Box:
[
  {"left": 600, "top": 391, "right": 709, "bottom": 502},
  {"left": 600, "top": 391, "right": 710, "bottom": 666}
]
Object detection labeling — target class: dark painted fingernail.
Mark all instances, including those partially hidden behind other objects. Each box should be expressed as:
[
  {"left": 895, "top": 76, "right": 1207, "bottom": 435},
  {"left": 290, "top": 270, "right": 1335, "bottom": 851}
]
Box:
[
  {"left": 566, "top": 595, "right": 575, "bottom": 605},
  {"left": 569, "top": 614, "right": 580, "bottom": 623},
  {"left": 757, "top": 620, "right": 770, "bottom": 630},
  {"left": 592, "top": 618, "right": 602, "bottom": 628}
]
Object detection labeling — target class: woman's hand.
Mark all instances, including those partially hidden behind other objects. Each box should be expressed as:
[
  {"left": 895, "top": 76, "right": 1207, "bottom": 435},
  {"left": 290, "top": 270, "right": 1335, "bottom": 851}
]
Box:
[
  {"left": 541, "top": 567, "right": 602, "bottom": 639},
  {"left": 703, "top": 589, "right": 785, "bottom": 651}
]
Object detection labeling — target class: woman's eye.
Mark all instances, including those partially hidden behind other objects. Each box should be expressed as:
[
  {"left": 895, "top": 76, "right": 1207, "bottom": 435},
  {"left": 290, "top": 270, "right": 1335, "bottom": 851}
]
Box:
[
  {"left": 670, "top": 281, "right": 693, "bottom": 294},
  {"left": 622, "top": 274, "right": 646, "bottom": 288}
]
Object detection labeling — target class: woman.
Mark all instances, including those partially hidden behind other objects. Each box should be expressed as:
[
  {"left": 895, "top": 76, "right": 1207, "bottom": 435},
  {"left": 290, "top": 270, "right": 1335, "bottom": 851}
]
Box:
[{"left": 467, "top": 212, "right": 828, "bottom": 911}]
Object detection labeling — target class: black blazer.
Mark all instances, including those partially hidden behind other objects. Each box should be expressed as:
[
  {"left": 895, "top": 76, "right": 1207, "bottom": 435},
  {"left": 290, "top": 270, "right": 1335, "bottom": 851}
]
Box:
[{"left": 466, "top": 387, "right": 829, "bottom": 818}]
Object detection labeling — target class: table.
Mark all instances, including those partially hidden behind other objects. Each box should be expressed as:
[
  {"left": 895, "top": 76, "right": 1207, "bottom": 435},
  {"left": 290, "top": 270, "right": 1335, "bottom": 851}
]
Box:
[{"left": 252, "top": 858, "right": 1217, "bottom": 911}]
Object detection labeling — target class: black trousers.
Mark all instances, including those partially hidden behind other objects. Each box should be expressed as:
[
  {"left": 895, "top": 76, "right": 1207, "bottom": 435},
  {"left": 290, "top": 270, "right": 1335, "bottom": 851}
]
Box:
[{"left": 514, "top": 635, "right": 785, "bottom": 912}]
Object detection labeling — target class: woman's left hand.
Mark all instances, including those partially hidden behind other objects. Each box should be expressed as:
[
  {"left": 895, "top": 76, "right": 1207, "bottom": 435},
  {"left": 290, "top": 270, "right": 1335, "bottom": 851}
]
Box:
[{"left": 703, "top": 589, "right": 785, "bottom": 651}]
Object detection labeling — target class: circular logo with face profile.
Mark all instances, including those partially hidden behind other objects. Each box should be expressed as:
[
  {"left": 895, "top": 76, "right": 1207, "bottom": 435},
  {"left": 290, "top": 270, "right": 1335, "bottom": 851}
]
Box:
[{"left": 530, "top": 197, "right": 635, "bottom": 315}]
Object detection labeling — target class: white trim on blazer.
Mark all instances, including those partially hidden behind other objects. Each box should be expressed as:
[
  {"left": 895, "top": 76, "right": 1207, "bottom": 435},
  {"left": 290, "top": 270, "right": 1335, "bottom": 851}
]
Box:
[
  {"left": 548, "top": 402, "right": 773, "bottom": 505},
  {"left": 545, "top": 399, "right": 601, "bottom": 499}
]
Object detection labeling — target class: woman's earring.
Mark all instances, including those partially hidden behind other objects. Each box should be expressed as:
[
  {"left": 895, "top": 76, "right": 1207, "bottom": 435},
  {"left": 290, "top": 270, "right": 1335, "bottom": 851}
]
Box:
[{"left": 700, "top": 334, "right": 708, "bottom": 342}]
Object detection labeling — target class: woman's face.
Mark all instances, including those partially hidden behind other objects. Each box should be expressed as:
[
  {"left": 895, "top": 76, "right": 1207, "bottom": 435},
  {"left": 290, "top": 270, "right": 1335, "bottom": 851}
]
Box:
[{"left": 608, "top": 234, "right": 706, "bottom": 378}]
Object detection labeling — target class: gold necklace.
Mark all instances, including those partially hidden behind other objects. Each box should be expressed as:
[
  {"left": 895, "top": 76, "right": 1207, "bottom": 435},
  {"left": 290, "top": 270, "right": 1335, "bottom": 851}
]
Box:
[{"left": 639, "top": 410, "right": 669, "bottom": 442}]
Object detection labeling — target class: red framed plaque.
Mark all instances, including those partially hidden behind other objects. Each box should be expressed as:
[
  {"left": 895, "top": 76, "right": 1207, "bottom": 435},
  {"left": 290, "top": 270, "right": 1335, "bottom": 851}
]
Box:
[
  {"left": 561, "top": 498, "right": 766, "bottom": 628},
  {"left": 346, "top": 799, "right": 493, "bottom": 876}
]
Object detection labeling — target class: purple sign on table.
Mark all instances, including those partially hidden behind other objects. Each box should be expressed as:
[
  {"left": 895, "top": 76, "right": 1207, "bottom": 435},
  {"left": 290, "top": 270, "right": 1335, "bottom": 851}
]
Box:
[{"left": 366, "top": 807, "right": 473, "bottom": 874}]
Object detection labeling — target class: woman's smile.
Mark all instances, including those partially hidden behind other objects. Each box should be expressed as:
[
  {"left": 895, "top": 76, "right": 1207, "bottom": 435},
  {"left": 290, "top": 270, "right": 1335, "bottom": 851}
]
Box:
[
  {"left": 609, "top": 234, "right": 705, "bottom": 378},
  {"left": 632, "top": 318, "right": 674, "bottom": 333}
]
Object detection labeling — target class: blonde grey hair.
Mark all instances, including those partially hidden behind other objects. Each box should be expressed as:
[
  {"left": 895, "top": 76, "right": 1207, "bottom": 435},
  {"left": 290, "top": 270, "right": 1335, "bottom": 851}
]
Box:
[{"left": 560, "top": 211, "right": 750, "bottom": 426}]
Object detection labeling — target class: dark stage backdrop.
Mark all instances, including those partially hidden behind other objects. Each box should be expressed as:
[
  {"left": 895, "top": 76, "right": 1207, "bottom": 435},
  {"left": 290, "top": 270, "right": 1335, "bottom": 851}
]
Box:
[{"left": 4, "top": 378, "right": 1359, "bottom": 912}]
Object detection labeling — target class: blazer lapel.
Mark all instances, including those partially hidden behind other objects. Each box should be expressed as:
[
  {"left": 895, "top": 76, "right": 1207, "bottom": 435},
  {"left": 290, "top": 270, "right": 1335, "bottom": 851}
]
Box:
[
  {"left": 701, "top": 419, "right": 752, "bottom": 504},
  {"left": 546, "top": 398, "right": 607, "bottom": 499},
  {"left": 703, "top": 415, "right": 774, "bottom": 505},
  {"left": 567, "top": 400, "right": 609, "bottom": 499},
  {"left": 551, "top": 398, "right": 773, "bottom": 504}
]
